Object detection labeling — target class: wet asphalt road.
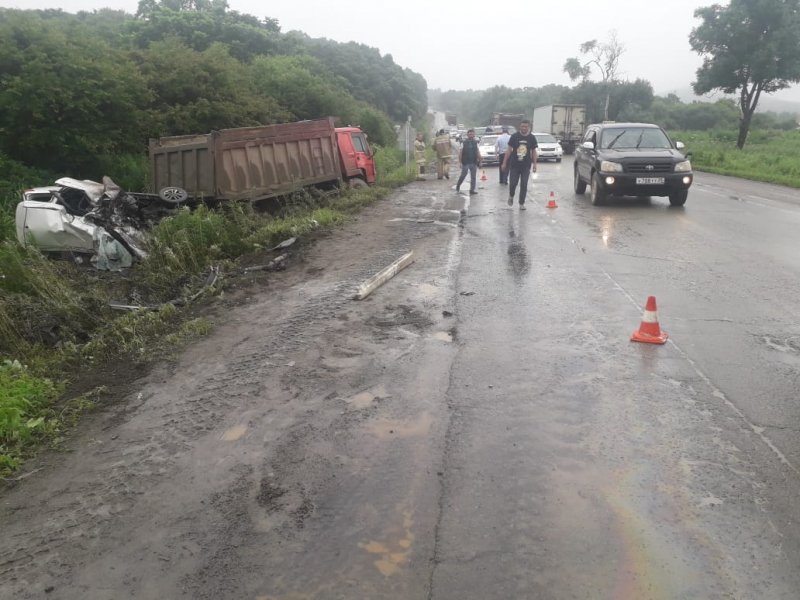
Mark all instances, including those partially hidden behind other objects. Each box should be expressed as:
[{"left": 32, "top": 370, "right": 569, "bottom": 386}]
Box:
[
  {"left": 431, "top": 162, "right": 800, "bottom": 598},
  {"left": 2, "top": 159, "right": 800, "bottom": 599}
]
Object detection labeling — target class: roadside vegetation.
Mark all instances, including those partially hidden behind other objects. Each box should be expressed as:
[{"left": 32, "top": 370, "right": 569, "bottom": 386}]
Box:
[
  {"left": 0, "top": 145, "right": 416, "bottom": 478},
  {"left": 676, "top": 129, "right": 800, "bottom": 188}
]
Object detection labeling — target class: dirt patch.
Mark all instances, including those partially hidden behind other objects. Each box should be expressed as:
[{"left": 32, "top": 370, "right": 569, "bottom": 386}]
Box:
[{"left": 0, "top": 179, "right": 463, "bottom": 599}]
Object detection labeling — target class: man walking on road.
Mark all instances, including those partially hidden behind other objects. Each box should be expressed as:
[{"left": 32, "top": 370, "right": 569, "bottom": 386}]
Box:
[
  {"left": 456, "top": 128, "right": 482, "bottom": 195},
  {"left": 495, "top": 126, "right": 511, "bottom": 184},
  {"left": 501, "top": 119, "right": 538, "bottom": 209}
]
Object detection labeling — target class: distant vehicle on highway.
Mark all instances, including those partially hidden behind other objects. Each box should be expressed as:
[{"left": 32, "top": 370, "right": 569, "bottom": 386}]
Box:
[
  {"left": 532, "top": 133, "right": 563, "bottom": 163},
  {"left": 478, "top": 135, "right": 501, "bottom": 165}
]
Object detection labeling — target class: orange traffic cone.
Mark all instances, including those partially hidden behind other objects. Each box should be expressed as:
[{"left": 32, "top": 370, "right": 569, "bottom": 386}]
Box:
[
  {"left": 631, "top": 296, "right": 668, "bottom": 344},
  {"left": 546, "top": 191, "right": 558, "bottom": 209},
  {"left": 480, "top": 170, "right": 487, "bottom": 181}
]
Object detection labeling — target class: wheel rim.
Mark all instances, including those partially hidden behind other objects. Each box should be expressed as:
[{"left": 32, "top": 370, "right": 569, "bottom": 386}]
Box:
[{"left": 159, "top": 187, "right": 188, "bottom": 203}]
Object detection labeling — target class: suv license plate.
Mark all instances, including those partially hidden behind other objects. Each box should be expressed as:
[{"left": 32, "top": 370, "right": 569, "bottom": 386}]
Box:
[{"left": 636, "top": 177, "right": 664, "bottom": 185}]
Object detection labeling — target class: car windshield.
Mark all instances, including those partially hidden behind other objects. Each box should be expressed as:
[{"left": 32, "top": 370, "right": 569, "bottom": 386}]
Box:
[
  {"left": 535, "top": 134, "right": 557, "bottom": 143},
  {"left": 600, "top": 127, "right": 672, "bottom": 149},
  {"left": 480, "top": 136, "right": 498, "bottom": 145}
]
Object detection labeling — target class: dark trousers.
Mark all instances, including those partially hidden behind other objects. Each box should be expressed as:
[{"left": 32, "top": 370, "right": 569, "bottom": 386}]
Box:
[
  {"left": 498, "top": 159, "right": 508, "bottom": 183},
  {"left": 509, "top": 166, "right": 532, "bottom": 204},
  {"left": 456, "top": 163, "right": 478, "bottom": 191}
]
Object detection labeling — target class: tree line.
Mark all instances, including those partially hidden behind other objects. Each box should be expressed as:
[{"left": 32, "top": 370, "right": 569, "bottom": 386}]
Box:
[
  {"left": 433, "top": 0, "right": 800, "bottom": 147},
  {"left": 0, "top": 2, "right": 428, "bottom": 181},
  {"left": 430, "top": 82, "right": 798, "bottom": 134}
]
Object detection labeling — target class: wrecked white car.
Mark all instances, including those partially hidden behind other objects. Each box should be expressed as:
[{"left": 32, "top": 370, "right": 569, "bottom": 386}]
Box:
[{"left": 16, "top": 177, "right": 187, "bottom": 270}]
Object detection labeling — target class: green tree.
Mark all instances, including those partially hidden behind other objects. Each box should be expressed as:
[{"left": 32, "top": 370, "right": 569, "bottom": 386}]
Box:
[
  {"left": 134, "top": 38, "right": 288, "bottom": 135},
  {"left": 132, "top": 0, "right": 282, "bottom": 62},
  {"left": 249, "top": 54, "right": 353, "bottom": 121},
  {"left": 563, "top": 31, "right": 625, "bottom": 120},
  {"left": 690, "top": 0, "right": 800, "bottom": 148},
  {"left": 0, "top": 10, "right": 150, "bottom": 175}
]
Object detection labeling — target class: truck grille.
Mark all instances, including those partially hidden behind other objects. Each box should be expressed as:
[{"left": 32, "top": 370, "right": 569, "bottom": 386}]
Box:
[{"left": 626, "top": 162, "right": 673, "bottom": 173}]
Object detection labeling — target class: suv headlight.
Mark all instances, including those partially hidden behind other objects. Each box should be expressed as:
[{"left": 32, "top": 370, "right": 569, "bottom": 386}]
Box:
[
  {"left": 674, "top": 160, "right": 692, "bottom": 172},
  {"left": 600, "top": 160, "right": 623, "bottom": 173}
]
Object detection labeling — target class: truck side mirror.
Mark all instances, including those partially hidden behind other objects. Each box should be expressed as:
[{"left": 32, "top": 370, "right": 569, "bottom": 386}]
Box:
[
  {"left": 675, "top": 141, "right": 685, "bottom": 150},
  {"left": 582, "top": 141, "right": 595, "bottom": 150}
]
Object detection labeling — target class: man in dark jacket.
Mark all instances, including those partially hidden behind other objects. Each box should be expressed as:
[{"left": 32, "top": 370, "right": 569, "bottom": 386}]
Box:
[
  {"left": 456, "top": 129, "right": 482, "bottom": 195},
  {"left": 501, "top": 119, "right": 538, "bottom": 209}
]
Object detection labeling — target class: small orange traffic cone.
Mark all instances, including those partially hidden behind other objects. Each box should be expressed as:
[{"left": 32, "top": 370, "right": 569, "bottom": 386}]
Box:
[
  {"left": 480, "top": 170, "right": 487, "bottom": 181},
  {"left": 546, "top": 191, "right": 558, "bottom": 208},
  {"left": 631, "top": 296, "right": 668, "bottom": 344}
]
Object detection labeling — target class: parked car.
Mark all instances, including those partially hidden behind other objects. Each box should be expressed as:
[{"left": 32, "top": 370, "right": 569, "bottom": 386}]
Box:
[
  {"left": 573, "top": 122, "right": 693, "bottom": 206},
  {"left": 478, "top": 135, "right": 501, "bottom": 165},
  {"left": 532, "top": 133, "right": 563, "bottom": 162}
]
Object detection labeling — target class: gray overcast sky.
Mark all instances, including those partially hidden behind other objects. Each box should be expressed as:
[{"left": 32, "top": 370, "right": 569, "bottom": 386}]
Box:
[{"left": 4, "top": 0, "right": 800, "bottom": 102}]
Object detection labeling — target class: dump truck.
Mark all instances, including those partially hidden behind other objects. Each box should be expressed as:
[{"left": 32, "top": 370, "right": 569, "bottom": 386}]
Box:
[
  {"left": 445, "top": 113, "right": 458, "bottom": 127},
  {"left": 149, "top": 118, "right": 376, "bottom": 203},
  {"left": 532, "top": 104, "right": 586, "bottom": 154},
  {"left": 491, "top": 113, "right": 526, "bottom": 128}
]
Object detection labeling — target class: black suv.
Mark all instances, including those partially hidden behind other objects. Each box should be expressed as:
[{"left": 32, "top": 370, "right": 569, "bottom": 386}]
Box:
[{"left": 573, "top": 122, "right": 693, "bottom": 206}]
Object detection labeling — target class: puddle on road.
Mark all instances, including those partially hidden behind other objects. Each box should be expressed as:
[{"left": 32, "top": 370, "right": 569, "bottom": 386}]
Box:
[
  {"left": 346, "top": 384, "right": 388, "bottom": 409},
  {"left": 415, "top": 282, "right": 439, "bottom": 300},
  {"left": 220, "top": 424, "right": 247, "bottom": 441},
  {"left": 368, "top": 411, "right": 432, "bottom": 439},
  {"left": 432, "top": 331, "right": 452, "bottom": 343},
  {"left": 359, "top": 510, "right": 415, "bottom": 576}
]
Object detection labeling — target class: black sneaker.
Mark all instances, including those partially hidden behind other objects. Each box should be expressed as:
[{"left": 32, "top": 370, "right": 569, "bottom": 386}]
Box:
[
  {"left": 469, "top": 190, "right": 478, "bottom": 195},
  {"left": 456, "top": 187, "right": 460, "bottom": 193},
  {"left": 507, "top": 196, "right": 513, "bottom": 206}
]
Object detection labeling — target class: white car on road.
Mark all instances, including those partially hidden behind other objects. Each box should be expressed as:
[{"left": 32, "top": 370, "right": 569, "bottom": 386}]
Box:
[{"left": 533, "top": 132, "right": 563, "bottom": 163}]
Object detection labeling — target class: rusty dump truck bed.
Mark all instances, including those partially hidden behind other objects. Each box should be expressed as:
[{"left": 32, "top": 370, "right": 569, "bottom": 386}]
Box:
[{"left": 149, "top": 118, "right": 341, "bottom": 202}]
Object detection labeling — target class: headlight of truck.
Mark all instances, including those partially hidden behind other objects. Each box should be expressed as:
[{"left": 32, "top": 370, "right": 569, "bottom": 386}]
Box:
[
  {"left": 600, "top": 160, "right": 623, "bottom": 172},
  {"left": 674, "top": 160, "right": 692, "bottom": 172}
]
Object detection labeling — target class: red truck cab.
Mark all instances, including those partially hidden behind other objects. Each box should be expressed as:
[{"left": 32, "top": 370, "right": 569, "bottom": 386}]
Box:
[{"left": 335, "top": 127, "right": 376, "bottom": 186}]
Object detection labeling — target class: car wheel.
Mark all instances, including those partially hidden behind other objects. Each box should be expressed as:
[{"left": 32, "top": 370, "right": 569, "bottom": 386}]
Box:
[
  {"left": 573, "top": 166, "right": 587, "bottom": 194},
  {"left": 669, "top": 190, "right": 688, "bottom": 206},
  {"left": 590, "top": 172, "right": 606, "bottom": 205},
  {"left": 556, "top": 157, "right": 562, "bottom": 163},
  {"left": 159, "top": 186, "right": 188, "bottom": 204}
]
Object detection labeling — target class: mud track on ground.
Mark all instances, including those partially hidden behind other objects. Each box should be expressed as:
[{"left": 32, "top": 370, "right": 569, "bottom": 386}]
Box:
[{"left": 0, "top": 179, "right": 468, "bottom": 599}]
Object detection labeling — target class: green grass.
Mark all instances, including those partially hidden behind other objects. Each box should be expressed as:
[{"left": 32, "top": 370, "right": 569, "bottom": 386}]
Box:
[
  {"left": 0, "top": 359, "right": 63, "bottom": 474},
  {"left": 677, "top": 129, "right": 800, "bottom": 188}
]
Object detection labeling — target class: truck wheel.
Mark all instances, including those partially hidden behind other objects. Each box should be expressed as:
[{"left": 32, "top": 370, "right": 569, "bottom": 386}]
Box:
[
  {"left": 669, "top": 190, "right": 688, "bottom": 206},
  {"left": 159, "top": 186, "right": 188, "bottom": 204},
  {"left": 590, "top": 173, "right": 606, "bottom": 205},
  {"left": 573, "top": 166, "right": 587, "bottom": 194},
  {"left": 556, "top": 157, "right": 562, "bottom": 163},
  {"left": 348, "top": 177, "right": 368, "bottom": 189}
]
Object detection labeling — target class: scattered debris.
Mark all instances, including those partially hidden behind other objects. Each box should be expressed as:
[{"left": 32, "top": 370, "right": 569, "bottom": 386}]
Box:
[
  {"left": 271, "top": 237, "right": 296, "bottom": 251},
  {"left": 353, "top": 251, "right": 415, "bottom": 300},
  {"left": 243, "top": 253, "right": 288, "bottom": 273},
  {"left": 459, "top": 291, "right": 475, "bottom": 296},
  {"left": 442, "top": 310, "right": 454, "bottom": 317},
  {"left": 109, "top": 266, "right": 220, "bottom": 312}
]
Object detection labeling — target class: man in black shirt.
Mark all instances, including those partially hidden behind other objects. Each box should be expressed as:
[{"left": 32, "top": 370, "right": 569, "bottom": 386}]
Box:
[
  {"left": 456, "top": 128, "right": 482, "bottom": 195},
  {"left": 501, "top": 119, "right": 538, "bottom": 210}
]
